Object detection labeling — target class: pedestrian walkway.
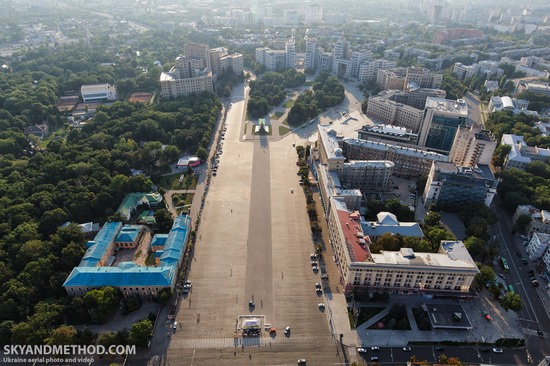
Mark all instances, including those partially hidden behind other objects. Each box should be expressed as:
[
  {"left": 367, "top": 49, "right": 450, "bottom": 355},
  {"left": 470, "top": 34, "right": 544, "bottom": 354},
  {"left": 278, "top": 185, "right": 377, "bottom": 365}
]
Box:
[
  {"left": 406, "top": 306, "right": 420, "bottom": 332},
  {"left": 356, "top": 307, "right": 390, "bottom": 331}
]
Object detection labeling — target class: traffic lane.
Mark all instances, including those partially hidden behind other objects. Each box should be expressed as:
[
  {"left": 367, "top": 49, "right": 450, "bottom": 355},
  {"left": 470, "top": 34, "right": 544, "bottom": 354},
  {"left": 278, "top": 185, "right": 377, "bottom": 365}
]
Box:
[
  {"left": 356, "top": 348, "right": 392, "bottom": 363},
  {"left": 528, "top": 336, "right": 550, "bottom": 362},
  {"left": 389, "top": 346, "right": 529, "bottom": 364}
]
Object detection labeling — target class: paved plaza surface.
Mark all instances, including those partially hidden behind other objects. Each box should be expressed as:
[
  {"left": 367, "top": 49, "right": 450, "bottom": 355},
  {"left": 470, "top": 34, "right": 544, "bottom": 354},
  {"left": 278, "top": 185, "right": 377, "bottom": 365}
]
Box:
[{"left": 167, "top": 84, "right": 345, "bottom": 365}]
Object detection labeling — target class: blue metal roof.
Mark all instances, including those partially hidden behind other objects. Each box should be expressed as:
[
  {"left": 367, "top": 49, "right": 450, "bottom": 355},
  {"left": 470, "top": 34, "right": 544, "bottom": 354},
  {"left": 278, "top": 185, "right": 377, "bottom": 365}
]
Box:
[
  {"left": 63, "top": 264, "right": 176, "bottom": 287},
  {"left": 150, "top": 234, "right": 168, "bottom": 248},
  {"left": 159, "top": 215, "right": 190, "bottom": 267},
  {"left": 79, "top": 222, "right": 123, "bottom": 267},
  {"left": 65, "top": 215, "right": 191, "bottom": 290}
]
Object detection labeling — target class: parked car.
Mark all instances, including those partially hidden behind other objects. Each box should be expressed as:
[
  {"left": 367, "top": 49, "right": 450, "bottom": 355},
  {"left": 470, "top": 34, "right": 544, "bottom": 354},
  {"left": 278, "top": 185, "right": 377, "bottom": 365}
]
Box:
[
  {"left": 483, "top": 311, "right": 491, "bottom": 321},
  {"left": 357, "top": 348, "right": 367, "bottom": 354},
  {"left": 321, "top": 274, "right": 329, "bottom": 280},
  {"left": 297, "top": 359, "right": 306, "bottom": 364},
  {"left": 499, "top": 274, "right": 506, "bottom": 280},
  {"left": 312, "top": 266, "right": 319, "bottom": 273},
  {"left": 370, "top": 356, "right": 379, "bottom": 362},
  {"left": 537, "top": 329, "right": 544, "bottom": 338},
  {"left": 532, "top": 280, "right": 540, "bottom": 287},
  {"left": 403, "top": 347, "right": 411, "bottom": 352},
  {"left": 310, "top": 254, "right": 317, "bottom": 260},
  {"left": 435, "top": 346, "right": 444, "bottom": 351},
  {"left": 173, "top": 322, "right": 178, "bottom": 329},
  {"left": 371, "top": 346, "right": 380, "bottom": 351},
  {"left": 492, "top": 348, "right": 503, "bottom": 353},
  {"left": 284, "top": 326, "right": 291, "bottom": 334},
  {"left": 522, "top": 259, "right": 528, "bottom": 265},
  {"left": 318, "top": 303, "right": 325, "bottom": 309}
]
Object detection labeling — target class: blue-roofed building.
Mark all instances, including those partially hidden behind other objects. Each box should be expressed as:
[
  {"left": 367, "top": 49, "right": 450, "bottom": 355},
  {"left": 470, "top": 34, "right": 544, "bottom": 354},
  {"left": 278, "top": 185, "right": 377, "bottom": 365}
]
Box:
[
  {"left": 79, "top": 222, "right": 123, "bottom": 267},
  {"left": 64, "top": 215, "right": 191, "bottom": 297},
  {"left": 116, "top": 192, "right": 163, "bottom": 221},
  {"left": 114, "top": 225, "right": 145, "bottom": 248}
]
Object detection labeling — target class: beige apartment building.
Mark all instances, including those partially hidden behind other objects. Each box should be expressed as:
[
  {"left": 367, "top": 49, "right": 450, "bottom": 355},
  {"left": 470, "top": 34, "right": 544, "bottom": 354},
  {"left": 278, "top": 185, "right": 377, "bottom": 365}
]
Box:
[{"left": 366, "top": 96, "right": 424, "bottom": 132}]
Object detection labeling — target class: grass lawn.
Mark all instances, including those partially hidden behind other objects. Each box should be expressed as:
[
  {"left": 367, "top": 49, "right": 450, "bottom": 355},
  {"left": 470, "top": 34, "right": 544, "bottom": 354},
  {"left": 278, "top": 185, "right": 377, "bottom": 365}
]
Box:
[
  {"left": 279, "top": 125, "right": 291, "bottom": 136},
  {"left": 146, "top": 252, "right": 156, "bottom": 266},
  {"left": 159, "top": 173, "right": 197, "bottom": 190},
  {"left": 282, "top": 118, "right": 288, "bottom": 126},
  {"left": 270, "top": 111, "right": 285, "bottom": 120},
  {"left": 173, "top": 192, "right": 194, "bottom": 215},
  {"left": 284, "top": 100, "right": 294, "bottom": 108}
]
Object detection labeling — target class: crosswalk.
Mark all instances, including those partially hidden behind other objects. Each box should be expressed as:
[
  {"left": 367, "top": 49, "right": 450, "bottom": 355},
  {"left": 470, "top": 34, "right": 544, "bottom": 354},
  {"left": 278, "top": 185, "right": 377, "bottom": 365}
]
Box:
[{"left": 169, "top": 336, "right": 332, "bottom": 350}]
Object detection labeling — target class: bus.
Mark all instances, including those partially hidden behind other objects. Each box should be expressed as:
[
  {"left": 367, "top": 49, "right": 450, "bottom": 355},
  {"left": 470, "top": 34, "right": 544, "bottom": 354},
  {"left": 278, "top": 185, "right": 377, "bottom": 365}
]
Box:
[
  {"left": 508, "top": 284, "right": 515, "bottom": 294},
  {"left": 501, "top": 257, "right": 509, "bottom": 272}
]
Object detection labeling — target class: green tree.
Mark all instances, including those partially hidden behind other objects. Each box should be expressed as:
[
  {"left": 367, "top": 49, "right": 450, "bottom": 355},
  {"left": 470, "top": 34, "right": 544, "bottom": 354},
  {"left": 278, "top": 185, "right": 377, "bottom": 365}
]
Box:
[
  {"left": 46, "top": 325, "right": 77, "bottom": 345},
  {"left": 500, "top": 292, "right": 522, "bottom": 311},
  {"left": 129, "top": 319, "right": 153, "bottom": 348}
]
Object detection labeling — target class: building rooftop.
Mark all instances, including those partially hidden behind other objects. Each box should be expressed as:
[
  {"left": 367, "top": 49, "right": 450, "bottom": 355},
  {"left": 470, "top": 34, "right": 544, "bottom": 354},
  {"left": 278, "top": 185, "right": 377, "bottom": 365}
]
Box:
[
  {"left": 425, "top": 97, "right": 468, "bottom": 116},
  {"left": 433, "top": 161, "right": 495, "bottom": 181},
  {"left": 116, "top": 192, "right": 163, "bottom": 219},
  {"left": 115, "top": 225, "right": 142, "bottom": 244},
  {"left": 344, "top": 138, "right": 449, "bottom": 161},
  {"left": 79, "top": 222, "right": 123, "bottom": 267},
  {"left": 361, "top": 212, "right": 424, "bottom": 238},
  {"left": 64, "top": 215, "right": 191, "bottom": 289},
  {"left": 371, "top": 241, "right": 477, "bottom": 269},
  {"left": 81, "top": 83, "right": 112, "bottom": 91},
  {"left": 358, "top": 124, "right": 418, "bottom": 139},
  {"left": 333, "top": 199, "right": 371, "bottom": 263},
  {"left": 346, "top": 160, "right": 395, "bottom": 169},
  {"left": 318, "top": 125, "right": 345, "bottom": 160}
]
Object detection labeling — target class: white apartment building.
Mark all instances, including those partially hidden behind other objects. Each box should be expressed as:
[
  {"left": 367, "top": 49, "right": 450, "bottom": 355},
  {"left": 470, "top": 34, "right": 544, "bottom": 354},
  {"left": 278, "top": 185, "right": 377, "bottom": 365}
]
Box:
[
  {"left": 81, "top": 84, "right": 118, "bottom": 103},
  {"left": 183, "top": 43, "right": 211, "bottom": 72},
  {"left": 366, "top": 96, "right": 424, "bottom": 132},
  {"left": 160, "top": 72, "right": 214, "bottom": 98},
  {"left": 449, "top": 125, "right": 497, "bottom": 167},
  {"left": 317, "top": 125, "right": 345, "bottom": 173},
  {"left": 501, "top": 134, "right": 550, "bottom": 171},
  {"left": 305, "top": 37, "right": 318, "bottom": 70},
  {"left": 453, "top": 61, "right": 503, "bottom": 81},
  {"left": 358, "top": 59, "right": 397, "bottom": 83},
  {"left": 526, "top": 232, "right": 550, "bottom": 261},
  {"left": 210, "top": 47, "right": 243, "bottom": 75},
  {"left": 342, "top": 138, "right": 449, "bottom": 178},
  {"left": 255, "top": 38, "right": 296, "bottom": 71}
]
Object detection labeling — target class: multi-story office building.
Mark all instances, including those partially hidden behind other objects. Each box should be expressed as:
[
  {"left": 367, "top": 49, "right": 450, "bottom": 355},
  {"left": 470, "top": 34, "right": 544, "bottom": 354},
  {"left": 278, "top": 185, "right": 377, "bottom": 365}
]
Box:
[
  {"left": 160, "top": 65, "right": 213, "bottom": 98},
  {"left": 377, "top": 68, "right": 407, "bottom": 91},
  {"left": 419, "top": 97, "right": 468, "bottom": 153},
  {"left": 512, "top": 205, "right": 550, "bottom": 235},
  {"left": 183, "top": 43, "right": 211, "bottom": 72},
  {"left": 526, "top": 232, "right": 550, "bottom": 261},
  {"left": 160, "top": 43, "right": 217, "bottom": 98},
  {"left": 209, "top": 47, "right": 243, "bottom": 75},
  {"left": 366, "top": 96, "right": 425, "bottom": 132},
  {"left": 339, "top": 160, "right": 394, "bottom": 191},
  {"left": 317, "top": 125, "right": 345, "bottom": 173},
  {"left": 343, "top": 138, "right": 449, "bottom": 178},
  {"left": 284, "top": 9, "right": 299, "bottom": 25},
  {"left": 317, "top": 164, "right": 362, "bottom": 215},
  {"left": 357, "top": 59, "right": 396, "bottom": 82},
  {"left": 453, "top": 61, "right": 503, "bottom": 81},
  {"left": 81, "top": 84, "right": 118, "bottom": 103},
  {"left": 501, "top": 134, "right": 550, "bottom": 171},
  {"left": 351, "top": 50, "right": 373, "bottom": 79},
  {"left": 255, "top": 38, "right": 296, "bottom": 71},
  {"left": 405, "top": 66, "right": 443, "bottom": 89},
  {"left": 357, "top": 124, "right": 419, "bottom": 145},
  {"left": 305, "top": 2, "right": 323, "bottom": 23},
  {"left": 422, "top": 161, "right": 498, "bottom": 209},
  {"left": 432, "top": 28, "right": 484, "bottom": 45},
  {"left": 449, "top": 126, "right": 497, "bottom": 167},
  {"left": 379, "top": 88, "right": 446, "bottom": 110},
  {"left": 305, "top": 37, "right": 319, "bottom": 70},
  {"left": 515, "top": 81, "right": 550, "bottom": 96}
]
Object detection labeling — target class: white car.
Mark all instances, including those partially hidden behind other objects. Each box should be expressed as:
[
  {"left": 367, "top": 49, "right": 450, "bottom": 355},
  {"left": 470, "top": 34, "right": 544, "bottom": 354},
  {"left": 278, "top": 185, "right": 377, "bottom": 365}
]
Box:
[
  {"left": 173, "top": 322, "right": 178, "bottom": 329},
  {"left": 284, "top": 326, "right": 291, "bottom": 334},
  {"left": 492, "top": 348, "right": 503, "bottom": 353},
  {"left": 357, "top": 348, "right": 367, "bottom": 354},
  {"left": 318, "top": 303, "right": 325, "bottom": 309},
  {"left": 371, "top": 346, "right": 380, "bottom": 351}
]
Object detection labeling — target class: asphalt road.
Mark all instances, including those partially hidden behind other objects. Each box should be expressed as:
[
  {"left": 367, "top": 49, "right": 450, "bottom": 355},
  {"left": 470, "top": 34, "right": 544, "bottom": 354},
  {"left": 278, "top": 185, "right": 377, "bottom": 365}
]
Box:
[
  {"left": 464, "top": 92, "right": 484, "bottom": 129},
  {"left": 356, "top": 345, "right": 531, "bottom": 365},
  {"left": 491, "top": 195, "right": 550, "bottom": 363}
]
